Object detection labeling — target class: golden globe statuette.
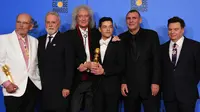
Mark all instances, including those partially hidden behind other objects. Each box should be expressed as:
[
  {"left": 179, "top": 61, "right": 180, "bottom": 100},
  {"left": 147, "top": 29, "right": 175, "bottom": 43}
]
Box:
[
  {"left": 93, "top": 48, "right": 100, "bottom": 63},
  {"left": 2, "top": 65, "right": 14, "bottom": 83}
]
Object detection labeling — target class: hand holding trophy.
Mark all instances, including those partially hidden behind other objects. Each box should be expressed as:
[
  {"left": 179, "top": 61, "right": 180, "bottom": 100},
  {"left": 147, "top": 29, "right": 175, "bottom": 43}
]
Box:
[
  {"left": 2, "top": 65, "right": 14, "bottom": 83},
  {"left": 2, "top": 65, "right": 18, "bottom": 93},
  {"left": 91, "top": 48, "right": 104, "bottom": 75},
  {"left": 81, "top": 48, "right": 100, "bottom": 72},
  {"left": 93, "top": 48, "right": 100, "bottom": 63}
]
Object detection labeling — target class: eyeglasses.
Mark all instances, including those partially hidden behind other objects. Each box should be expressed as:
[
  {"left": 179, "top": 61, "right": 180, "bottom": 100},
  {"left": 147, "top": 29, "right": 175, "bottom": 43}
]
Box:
[{"left": 16, "top": 21, "right": 30, "bottom": 25}]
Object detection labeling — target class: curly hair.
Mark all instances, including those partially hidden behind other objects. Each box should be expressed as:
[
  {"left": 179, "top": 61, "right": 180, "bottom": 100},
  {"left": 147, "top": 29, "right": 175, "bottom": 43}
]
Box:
[{"left": 71, "top": 5, "right": 95, "bottom": 29}]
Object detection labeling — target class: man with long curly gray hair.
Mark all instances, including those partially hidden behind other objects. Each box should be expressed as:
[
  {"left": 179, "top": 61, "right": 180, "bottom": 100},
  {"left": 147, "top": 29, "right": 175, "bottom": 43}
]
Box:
[
  {"left": 70, "top": 5, "right": 95, "bottom": 30},
  {"left": 64, "top": 5, "right": 101, "bottom": 112}
]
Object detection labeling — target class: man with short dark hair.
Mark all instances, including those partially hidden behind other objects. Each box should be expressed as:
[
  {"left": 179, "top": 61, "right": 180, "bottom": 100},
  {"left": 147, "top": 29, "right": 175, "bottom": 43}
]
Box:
[
  {"left": 120, "top": 9, "right": 161, "bottom": 112},
  {"left": 91, "top": 17, "right": 125, "bottom": 112},
  {"left": 161, "top": 16, "right": 200, "bottom": 112}
]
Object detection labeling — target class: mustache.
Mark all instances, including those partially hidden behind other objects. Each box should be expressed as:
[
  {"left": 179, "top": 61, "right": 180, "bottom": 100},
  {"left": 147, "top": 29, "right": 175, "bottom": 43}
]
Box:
[{"left": 47, "top": 28, "right": 55, "bottom": 30}]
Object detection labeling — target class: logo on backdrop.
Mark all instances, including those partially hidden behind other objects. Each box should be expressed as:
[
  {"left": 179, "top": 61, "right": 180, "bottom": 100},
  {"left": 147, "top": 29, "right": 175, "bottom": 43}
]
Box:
[
  {"left": 52, "top": 0, "right": 68, "bottom": 13},
  {"left": 131, "top": 0, "right": 148, "bottom": 12}
]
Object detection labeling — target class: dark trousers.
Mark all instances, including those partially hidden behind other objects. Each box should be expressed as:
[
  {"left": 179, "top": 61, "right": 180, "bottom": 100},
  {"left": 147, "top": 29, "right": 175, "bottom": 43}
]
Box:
[
  {"left": 4, "top": 78, "right": 39, "bottom": 112},
  {"left": 43, "top": 107, "right": 67, "bottom": 112},
  {"left": 71, "top": 81, "right": 93, "bottom": 112},
  {"left": 164, "top": 98, "right": 197, "bottom": 112},
  {"left": 42, "top": 98, "right": 69, "bottom": 112},
  {"left": 93, "top": 84, "right": 120, "bottom": 112},
  {"left": 124, "top": 93, "right": 160, "bottom": 112}
]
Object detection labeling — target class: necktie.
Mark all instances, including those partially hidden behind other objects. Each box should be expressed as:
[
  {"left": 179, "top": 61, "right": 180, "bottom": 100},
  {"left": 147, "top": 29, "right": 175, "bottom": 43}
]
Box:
[
  {"left": 83, "top": 31, "right": 88, "bottom": 47},
  {"left": 46, "top": 36, "right": 52, "bottom": 49},
  {"left": 172, "top": 43, "right": 177, "bottom": 67},
  {"left": 131, "top": 35, "right": 137, "bottom": 60},
  {"left": 82, "top": 32, "right": 89, "bottom": 81}
]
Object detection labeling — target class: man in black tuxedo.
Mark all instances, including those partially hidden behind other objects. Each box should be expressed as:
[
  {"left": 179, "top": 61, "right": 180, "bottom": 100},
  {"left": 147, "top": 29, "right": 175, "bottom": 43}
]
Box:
[
  {"left": 161, "top": 16, "right": 200, "bottom": 112},
  {"left": 119, "top": 9, "right": 161, "bottom": 112},
  {"left": 90, "top": 17, "right": 125, "bottom": 112},
  {"left": 38, "top": 11, "right": 74, "bottom": 112},
  {"left": 64, "top": 5, "right": 101, "bottom": 112}
]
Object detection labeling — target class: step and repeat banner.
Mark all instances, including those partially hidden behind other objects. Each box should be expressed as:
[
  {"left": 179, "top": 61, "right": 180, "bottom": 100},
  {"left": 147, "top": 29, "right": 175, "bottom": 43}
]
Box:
[{"left": 0, "top": 0, "right": 200, "bottom": 111}]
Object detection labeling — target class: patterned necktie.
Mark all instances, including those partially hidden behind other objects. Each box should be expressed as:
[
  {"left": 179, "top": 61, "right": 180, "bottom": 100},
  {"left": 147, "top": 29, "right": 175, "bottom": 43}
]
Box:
[{"left": 172, "top": 43, "right": 177, "bottom": 67}]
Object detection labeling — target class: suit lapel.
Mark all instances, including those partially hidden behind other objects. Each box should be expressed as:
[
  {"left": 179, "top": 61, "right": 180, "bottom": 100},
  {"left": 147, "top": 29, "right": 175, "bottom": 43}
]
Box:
[
  {"left": 27, "top": 35, "right": 32, "bottom": 70},
  {"left": 40, "top": 35, "right": 47, "bottom": 53},
  {"left": 9, "top": 31, "right": 26, "bottom": 66},
  {"left": 75, "top": 29, "right": 87, "bottom": 61},
  {"left": 51, "top": 32, "right": 60, "bottom": 45},
  {"left": 46, "top": 32, "right": 61, "bottom": 50},
  {"left": 165, "top": 41, "right": 174, "bottom": 67},
  {"left": 175, "top": 38, "right": 187, "bottom": 67},
  {"left": 135, "top": 34, "right": 143, "bottom": 61},
  {"left": 102, "top": 40, "right": 113, "bottom": 64}
]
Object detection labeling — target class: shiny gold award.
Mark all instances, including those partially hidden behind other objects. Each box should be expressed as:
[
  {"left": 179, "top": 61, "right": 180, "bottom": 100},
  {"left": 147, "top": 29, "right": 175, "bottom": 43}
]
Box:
[
  {"left": 93, "top": 48, "right": 100, "bottom": 63},
  {"left": 2, "top": 65, "right": 14, "bottom": 83}
]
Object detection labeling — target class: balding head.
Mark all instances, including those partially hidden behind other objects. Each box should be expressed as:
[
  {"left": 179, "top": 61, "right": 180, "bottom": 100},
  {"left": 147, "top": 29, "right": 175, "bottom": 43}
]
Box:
[{"left": 15, "top": 13, "right": 33, "bottom": 37}]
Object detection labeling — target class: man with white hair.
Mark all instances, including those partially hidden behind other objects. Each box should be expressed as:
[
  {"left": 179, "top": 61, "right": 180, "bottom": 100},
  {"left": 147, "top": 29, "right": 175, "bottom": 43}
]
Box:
[
  {"left": 0, "top": 13, "right": 41, "bottom": 112},
  {"left": 38, "top": 11, "right": 74, "bottom": 112}
]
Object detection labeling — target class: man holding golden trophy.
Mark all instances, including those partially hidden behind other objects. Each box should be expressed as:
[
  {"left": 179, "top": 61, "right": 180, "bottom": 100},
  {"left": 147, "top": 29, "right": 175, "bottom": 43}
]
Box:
[
  {"left": 90, "top": 17, "right": 125, "bottom": 112},
  {"left": 0, "top": 13, "right": 41, "bottom": 112}
]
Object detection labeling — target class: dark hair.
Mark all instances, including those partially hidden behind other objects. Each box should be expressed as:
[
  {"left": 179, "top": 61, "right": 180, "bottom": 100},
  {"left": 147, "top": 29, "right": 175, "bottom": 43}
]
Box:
[
  {"left": 98, "top": 17, "right": 113, "bottom": 27},
  {"left": 168, "top": 16, "right": 185, "bottom": 28},
  {"left": 126, "top": 9, "right": 141, "bottom": 18}
]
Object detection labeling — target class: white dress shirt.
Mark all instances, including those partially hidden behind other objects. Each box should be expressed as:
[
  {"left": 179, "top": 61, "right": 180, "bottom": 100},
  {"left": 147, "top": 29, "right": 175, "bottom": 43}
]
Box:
[
  {"left": 80, "top": 27, "right": 91, "bottom": 62},
  {"left": 99, "top": 37, "right": 112, "bottom": 63},
  {"left": 169, "top": 36, "right": 184, "bottom": 65},
  {"left": 45, "top": 31, "right": 58, "bottom": 48}
]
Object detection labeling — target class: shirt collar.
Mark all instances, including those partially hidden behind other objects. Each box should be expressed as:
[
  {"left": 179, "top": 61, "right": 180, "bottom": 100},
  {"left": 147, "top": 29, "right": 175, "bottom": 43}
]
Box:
[
  {"left": 99, "top": 36, "right": 112, "bottom": 46},
  {"left": 15, "top": 30, "right": 27, "bottom": 40},
  {"left": 79, "top": 27, "right": 88, "bottom": 34},
  {"left": 128, "top": 27, "right": 141, "bottom": 37},
  {"left": 170, "top": 36, "right": 184, "bottom": 48},
  {"left": 47, "top": 31, "right": 58, "bottom": 38}
]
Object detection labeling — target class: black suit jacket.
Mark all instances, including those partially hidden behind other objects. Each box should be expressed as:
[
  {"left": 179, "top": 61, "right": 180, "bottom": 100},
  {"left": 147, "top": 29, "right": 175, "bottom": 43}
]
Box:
[
  {"left": 161, "top": 37, "right": 200, "bottom": 102},
  {"left": 38, "top": 32, "right": 74, "bottom": 110},
  {"left": 64, "top": 28, "right": 101, "bottom": 92},
  {"left": 95, "top": 38, "right": 126, "bottom": 94},
  {"left": 119, "top": 28, "right": 161, "bottom": 98}
]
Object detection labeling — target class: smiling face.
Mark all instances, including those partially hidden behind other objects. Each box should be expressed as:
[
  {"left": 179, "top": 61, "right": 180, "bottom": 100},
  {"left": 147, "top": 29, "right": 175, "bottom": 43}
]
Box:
[{"left": 168, "top": 22, "right": 184, "bottom": 42}]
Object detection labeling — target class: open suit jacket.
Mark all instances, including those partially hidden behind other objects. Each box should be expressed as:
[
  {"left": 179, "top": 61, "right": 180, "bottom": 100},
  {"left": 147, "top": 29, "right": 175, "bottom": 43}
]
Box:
[
  {"left": 161, "top": 37, "right": 200, "bottom": 103},
  {"left": 92, "top": 37, "right": 126, "bottom": 112},
  {"left": 0, "top": 31, "right": 41, "bottom": 97},
  {"left": 95, "top": 38, "right": 125, "bottom": 95},
  {"left": 65, "top": 28, "right": 101, "bottom": 92},
  {"left": 119, "top": 28, "right": 161, "bottom": 99},
  {"left": 38, "top": 32, "right": 74, "bottom": 110}
]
